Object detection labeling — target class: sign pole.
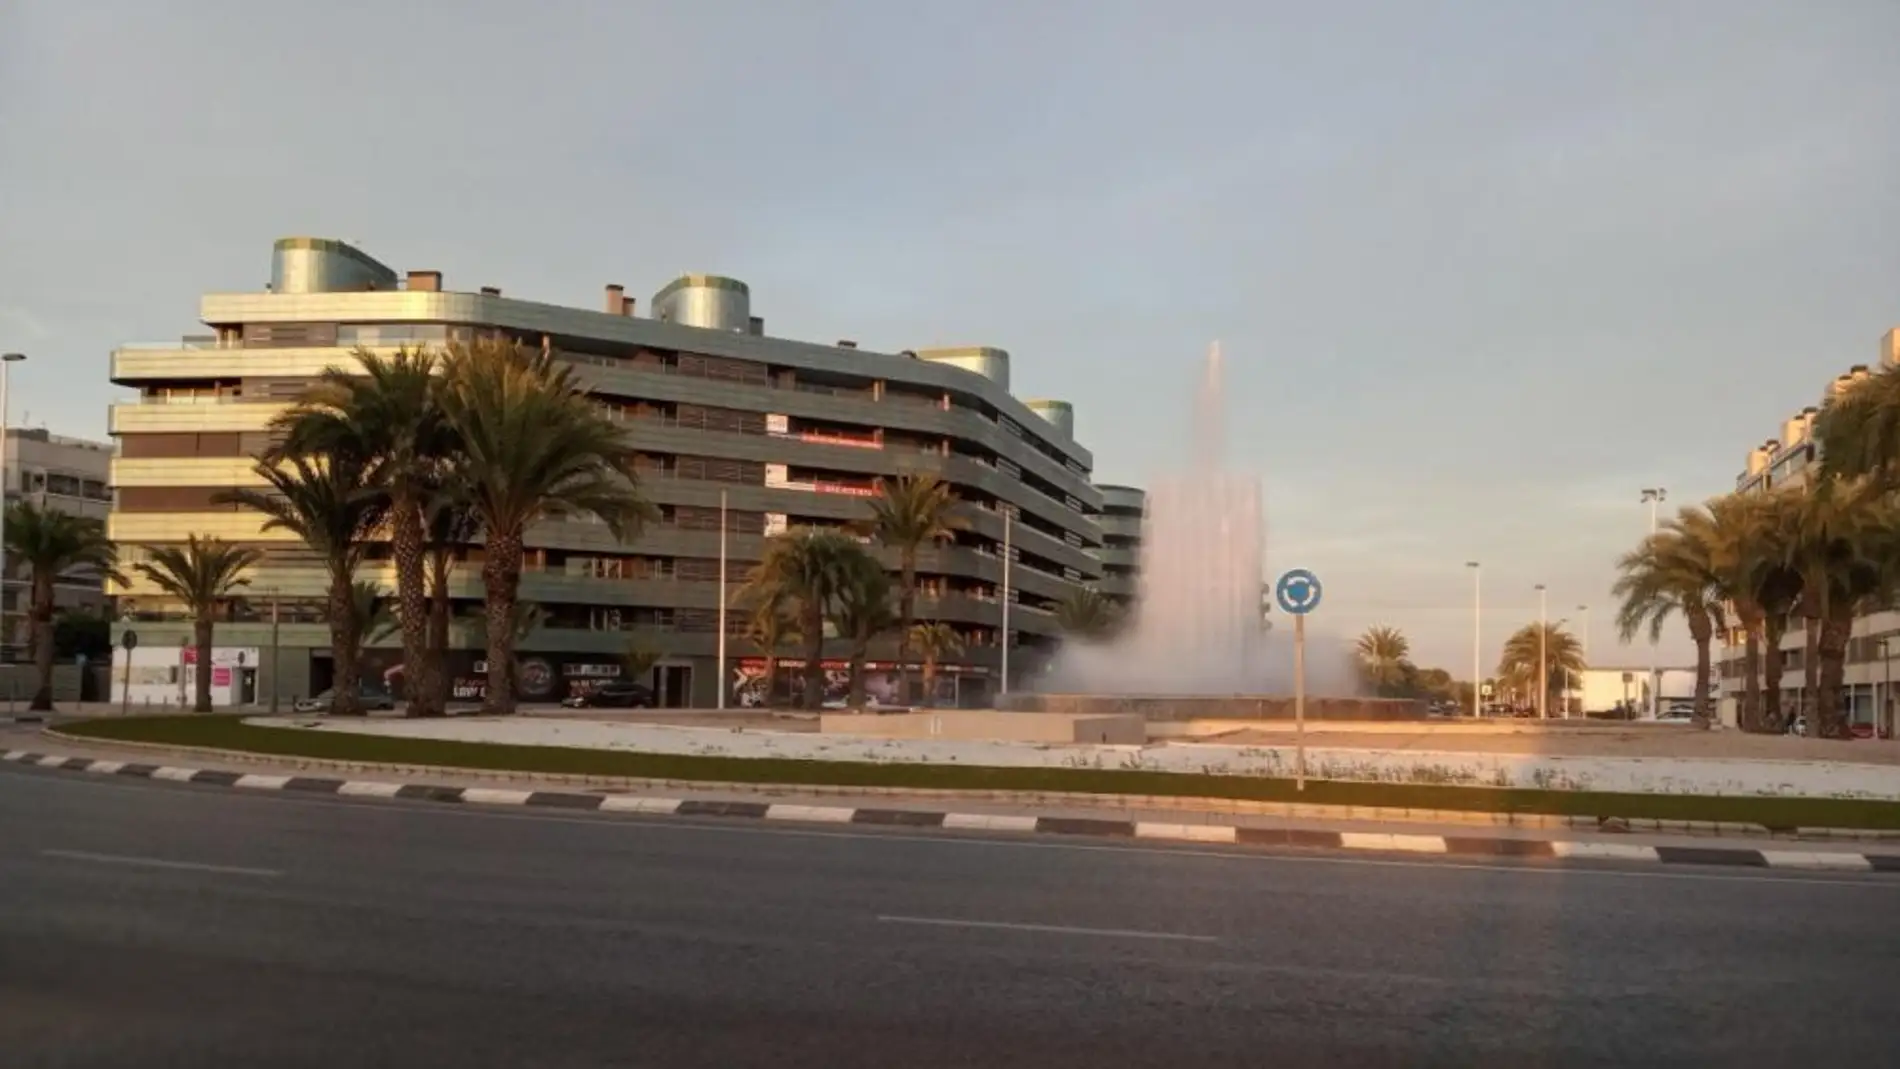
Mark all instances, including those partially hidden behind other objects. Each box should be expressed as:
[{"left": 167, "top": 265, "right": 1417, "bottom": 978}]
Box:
[
  {"left": 1294, "top": 611, "right": 1306, "bottom": 792},
  {"left": 717, "top": 489, "right": 728, "bottom": 711},
  {"left": 118, "top": 630, "right": 138, "bottom": 717}
]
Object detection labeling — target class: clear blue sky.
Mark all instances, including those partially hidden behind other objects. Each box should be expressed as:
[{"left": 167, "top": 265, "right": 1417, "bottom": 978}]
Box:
[{"left": 3, "top": 0, "right": 1897, "bottom": 673}]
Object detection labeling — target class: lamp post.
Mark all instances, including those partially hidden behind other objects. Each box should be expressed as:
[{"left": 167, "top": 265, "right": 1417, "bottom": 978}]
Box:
[
  {"left": 0, "top": 353, "right": 23, "bottom": 655},
  {"left": 1576, "top": 603, "right": 1590, "bottom": 717},
  {"left": 1881, "top": 637, "right": 1894, "bottom": 740},
  {"left": 999, "top": 507, "right": 1012, "bottom": 697},
  {"left": 1535, "top": 583, "right": 1548, "bottom": 719},
  {"left": 1465, "top": 561, "right": 1481, "bottom": 717},
  {"left": 1641, "top": 487, "right": 1667, "bottom": 717},
  {"left": 716, "top": 489, "right": 728, "bottom": 711}
]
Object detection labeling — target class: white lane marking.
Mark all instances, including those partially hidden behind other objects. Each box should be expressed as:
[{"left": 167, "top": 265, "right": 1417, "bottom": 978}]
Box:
[
  {"left": 152, "top": 767, "right": 199, "bottom": 782},
  {"left": 36, "top": 754, "right": 69, "bottom": 768},
  {"left": 3, "top": 750, "right": 29, "bottom": 761},
  {"left": 337, "top": 781, "right": 403, "bottom": 798},
  {"left": 942, "top": 813, "right": 1039, "bottom": 833},
  {"left": 460, "top": 788, "right": 533, "bottom": 806},
  {"left": 22, "top": 770, "right": 1900, "bottom": 890},
  {"left": 765, "top": 803, "right": 856, "bottom": 823},
  {"left": 1550, "top": 841, "right": 1662, "bottom": 863},
  {"left": 1340, "top": 832, "right": 1447, "bottom": 854},
  {"left": 84, "top": 761, "right": 125, "bottom": 775},
  {"left": 877, "top": 915, "right": 1218, "bottom": 943},
  {"left": 40, "top": 848, "right": 281, "bottom": 878},
  {"left": 1136, "top": 822, "right": 1239, "bottom": 844},
  {"left": 1759, "top": 850, "right": 1875, "bottom": 871},
  {"left": 232, "top": 774, "right": 292, "bottom": 790},
  {"left": 597, "top": 795, "right": 682, "bottom": 814}
]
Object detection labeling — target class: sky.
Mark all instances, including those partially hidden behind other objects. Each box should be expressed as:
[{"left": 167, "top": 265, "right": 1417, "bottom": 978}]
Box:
[{"left": 3, "top": 0, "right": 1898, "bottom": 675}]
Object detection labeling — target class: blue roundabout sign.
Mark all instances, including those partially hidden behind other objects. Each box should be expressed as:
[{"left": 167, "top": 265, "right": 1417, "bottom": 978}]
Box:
[{"left": 1274, "top": 569, "right": 1323, "bottom": 616}]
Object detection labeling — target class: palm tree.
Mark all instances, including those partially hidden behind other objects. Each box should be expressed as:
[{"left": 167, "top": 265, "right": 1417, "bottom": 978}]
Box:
[
  {"left": 831, "top": 556, "right": 898, "bottom": 708},
  {"left": 1496, "top": 622, "right": 1584, "bottom": 715},
  {"left": 739, "top": 584, "right": 800, "bottom": 707},
  {"left": 218, "top": 452, "right": 384, "bottom": 715},
  {"left": 1698, "top": 492, "right": 1801, "bottom": 732},
  {"left": 1354, "top": 625, "right": 1412, "bottom": 695},
  {"left": 750, "top": 528, "right": 868, "bottom": 710},
  {"left": 1814, "top": 363, "right": 1900, "bottom": 487},
  {"left": 272, "top": 346, "right": 453, "bottom": 716},
  {"left": 3, "top": 503, "right": 118, "bottom": 711},
  {"left": 1613, "top": 510, "right": 1725, "bottom": 725},
  {"left": 909, "top": 622, "right": 964, "bottom": 708},
  {"left": 1783, "top": 478, "right": 1899, "bottom": 739},
  {"left": 132, "top": 537, "right": 262, "bottom": 712},
  {"left": 862, "top": 473, "right": 962, "bottom": 704},
  {"left": 436, "top": 340, "right": 653, "bottom": 713},
  {"left": 421, "top": 480, "right": 479, "bottom": 707},
  {"left": 1055, "top": 586, "right": 1120, "bottom": 640},
  {"left": 353, "top": 579, "right": 401, "bottom": 649}
]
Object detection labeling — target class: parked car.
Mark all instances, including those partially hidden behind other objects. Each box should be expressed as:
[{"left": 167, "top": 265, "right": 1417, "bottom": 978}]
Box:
[
  {"left": 560, "top": 681, "right": 655, "bottom": 709},
  {"left": 293, "top": 683, "right": 397, "bottom": 714}
]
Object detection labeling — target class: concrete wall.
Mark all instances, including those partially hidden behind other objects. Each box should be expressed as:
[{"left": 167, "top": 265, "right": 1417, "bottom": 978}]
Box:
[{"left": 820, "top": 711, "right": 1144, "bottom": 744}]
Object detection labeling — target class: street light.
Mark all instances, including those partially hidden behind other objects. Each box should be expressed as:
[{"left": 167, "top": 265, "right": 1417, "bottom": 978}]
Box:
[
  {"left": 1641, "top": 487, "right": 1667, "bottom": 718},
  {"left": 0, "top": 353, "right": 23, "bottom": 655},
  {"left": 1465, "top": 561, "right": 1481, "bottom": 717},
  {"left": 1535, "top": 583, "right": 1549, "bottom": 720}
]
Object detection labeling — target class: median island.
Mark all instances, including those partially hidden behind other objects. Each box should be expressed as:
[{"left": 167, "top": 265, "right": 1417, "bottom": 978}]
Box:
[{"left": 54, "top": 714, "right": 1900, "bottom": 832}]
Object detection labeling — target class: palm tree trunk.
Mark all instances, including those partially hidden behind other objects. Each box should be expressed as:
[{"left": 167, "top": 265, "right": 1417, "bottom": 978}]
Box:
[
  {"left": 896, "top": 549, "right": 917, "bottom": 705},
  {"left": 1740, "top": 622, "right": 1763, "bottom": 733},
  {"left": 28, "top": 573, "right": 55, "bottom": 712},
  {"left": 1763, "top": 617, "right": 1788, "bottom": 730},
  {"left": 390, "top": 496, "right": 440, "bottom": 717},
  {"left": 800, "top": 604, "right": 825, "bottom": 711},
  {"left": 1688, "top": 609, "right": 1713, "bottom": 728},
  {"left": 762, "top": 653, "right": 779, "bottom": 707},
  {"left": 192, "top": 617, "right": 214, "bottom": 713},
  {"left": 1815, "top": 607, "right": 1854, "bottom": 739},
  {"left": 921, "top": 655, "right": 937, "bottom": 709},
  {"left": 328, "top": 568, "right": 363, "bottom": 716},
  {"left": 848, "top": 651, "right": 867, "bottom": 709},
  {"left": 428, "top": 552, "right": 452, "bottom": 708},
  {"left": 480, "top": 529, "right": 525, "bottom": 716}
]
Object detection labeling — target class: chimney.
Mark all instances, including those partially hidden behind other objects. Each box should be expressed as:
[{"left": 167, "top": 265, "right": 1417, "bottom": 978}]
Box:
[
  {"left": 480, "top": 286, "right": 502, "bottom": 297},
  {"left": 605, "top": 284, "right": 625, "bottom": 315},
  {"left": 748, "top": 316, "right": 764, "bottom": 336},
  {"left": 407, "top": 270, "right": 441, "bottom": 292},
  {"left": 837, "top": 339, "right": 858, "bottom": 349},
  {"left": 623, "top": 296, "right": 636, "bottom": 317}
]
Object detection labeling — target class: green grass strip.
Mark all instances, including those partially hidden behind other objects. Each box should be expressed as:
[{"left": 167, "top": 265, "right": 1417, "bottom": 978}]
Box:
[{"left": 55, "top": 714, "right": 1900, "bottom": 831}]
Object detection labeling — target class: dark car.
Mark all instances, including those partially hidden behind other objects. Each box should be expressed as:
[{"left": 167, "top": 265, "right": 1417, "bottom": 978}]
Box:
[
  {"left": 561, "top": 681, "right": 655, "bottom": 709},
  {"left": 293, "top": 683, "right": 397, "bottom": 714}
]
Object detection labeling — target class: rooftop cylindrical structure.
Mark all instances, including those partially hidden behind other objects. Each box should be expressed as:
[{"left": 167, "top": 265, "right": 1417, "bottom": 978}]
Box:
[
  {"left": 1025, "top": 399, "right": 1075, "bottom": 438},
  {"left": 1745, "top": 447, "right": 1771, "bottom": 477},
  {"left": 914, "top": 346, "right": 1010, "bottom": 390},
  {"left": 652, "top": 275, "right": 751, "bottom": 332},
  {"left": 1782, "top": 414, "right": 1810, "bottom": 448},
  {"left": 271, "top": 237, "right": 397, "bottom": 294}
]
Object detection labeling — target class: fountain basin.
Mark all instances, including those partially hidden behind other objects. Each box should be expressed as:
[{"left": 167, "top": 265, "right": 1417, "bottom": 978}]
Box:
[{"left": 1000, "top": 693, "right": 1429, "bottom": 722}]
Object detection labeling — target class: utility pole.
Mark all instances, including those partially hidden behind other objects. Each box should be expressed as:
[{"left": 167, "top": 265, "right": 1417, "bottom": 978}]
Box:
[
  {"left": 1641, "top": 487, "right": 1666, "bottom": 718},
  {"left": 999, "top": 507, "right": 1012, "bottom": 697},
  {"left": 268, "top": 589, "right": 281, "bottom": 715},
  {"left": 1465, "top": 562, "right": 1481, "bottom": 717},
  {"left": 1535, "top": 583, "right": 1548, "bottom": 720},
  {"left": 716, "top": 490, "right": 728, "bottom": 710}
]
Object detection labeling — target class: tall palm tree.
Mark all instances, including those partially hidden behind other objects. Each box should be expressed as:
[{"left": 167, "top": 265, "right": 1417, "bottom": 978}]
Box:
[
  {"left": 830, "top": 555, "right": 898, "bottom": 709},
  {"left": 436, "top": 340, "right": 653, "bottom": 713},
  {"left": 3, "top": 503, "right": 118, "bottom": 711},
  {"left": 750, "top": 528, "right": 868, "bottom": 710},
  {"left": 1814, "top": 364, "right": 1900, "bottom": 487},
  {"left": 739, "top": 584, "right": 800, "bottom": 707},
  {"left": 272, "top": 346, "right": 453, "bottom": 716},
  {"left": 862, "top": 473, "right": 963, "bottom": 704},
  {"left": 1613, "top": 510, "right": 1725, "bottom": 725},
  {"left": 909, "top": 622, "right": 964, "bottom": 708},
  {"left": 218, "top": 452, "right": 384, "bottom": 716},
  {"left": 1496, "top": 623, "right": 1584, "bottom": 714},
  {"left": 1353, "top": 625, "right": 1412, "bottom": 695},
  {"left": 132, "top": 537, "right": 262, "bottom": 712},
  {"left": 421, "top": 479, "right": 480, "bottom": 707},
  {"left": 1054, "top": 586, "right": 1120, "bottom": 640},
  {"left": 1783, "top": 478, "right": 1899, "bottom": 739},
  {"left": 1699, "top": 492, "right": 1802, "bottom": 732}
]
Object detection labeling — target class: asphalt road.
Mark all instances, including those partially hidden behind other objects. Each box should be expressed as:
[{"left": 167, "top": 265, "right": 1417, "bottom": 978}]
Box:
[{"left": 2, "top": 766, "right": 1897, "bottom": 1069}]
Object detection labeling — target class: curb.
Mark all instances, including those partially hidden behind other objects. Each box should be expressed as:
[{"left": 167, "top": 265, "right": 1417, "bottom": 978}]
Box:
[
  {"left": 9, "top": 746, "right": 1900, "bottom": 875},
  {"left": 0, "top": 715, "right": 47, "bottom": 726},
  {"left": 40, "top": 727, "right": 1900, "bottom": 844}
]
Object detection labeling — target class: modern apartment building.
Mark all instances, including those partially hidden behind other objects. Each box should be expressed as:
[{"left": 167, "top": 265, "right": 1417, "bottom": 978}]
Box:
[
  {"left": 1717, "top": 327, "right": 1899, "bottom": 735},
  {"left": 107, "top": 237, "right": 1104, "bottom": 708},
  {"left": 1, "top": 428, "right": 116, "bottom": 651},
  {"left": 1093, "top": 484, "right": 1145, "bottom": 605}
]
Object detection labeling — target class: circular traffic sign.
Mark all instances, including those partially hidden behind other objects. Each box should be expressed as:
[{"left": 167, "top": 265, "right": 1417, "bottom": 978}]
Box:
[
  {"left": 120, "top": 630, "right": 139, "bottom": 651},
  {"left": 1274, "top": 569, "right": 1323, "bottom": 616}
]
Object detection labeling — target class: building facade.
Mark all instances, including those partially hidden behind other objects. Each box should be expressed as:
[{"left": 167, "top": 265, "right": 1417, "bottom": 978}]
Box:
[
  {"left": 2, "top": 428, "right": 116, "bottom": 651},
  {"left": 107, "top": 237, "right": 1105, "bottom": 708},
  {"left": 1717, "top": 327, "right": 1899, "bottom": 735},
  {"left": 1093, "top": 484, "right": 1145, "bottom": 605}
]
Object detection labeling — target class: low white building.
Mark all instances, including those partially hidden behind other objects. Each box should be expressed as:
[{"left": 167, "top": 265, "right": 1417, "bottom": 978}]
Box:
[
  {"left": 1572, "top": 666, "right": 1695, "bottom": 716},
  {"left": 110, "top": 642, "right": 262, "bottom": 709}
]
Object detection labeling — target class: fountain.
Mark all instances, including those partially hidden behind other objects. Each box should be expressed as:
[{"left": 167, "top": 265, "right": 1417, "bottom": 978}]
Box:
[{"left": 1009, "top": 342, "right": 1425, "bottom": 723}]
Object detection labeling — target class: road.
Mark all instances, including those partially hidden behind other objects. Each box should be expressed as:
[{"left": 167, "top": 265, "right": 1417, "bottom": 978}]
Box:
[{"left": 2, "top": 765, "right": 1896, "bottom": 1068}]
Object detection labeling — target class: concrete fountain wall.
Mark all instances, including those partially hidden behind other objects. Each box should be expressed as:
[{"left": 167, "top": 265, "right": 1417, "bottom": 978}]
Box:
[{"left": 999, "top": 693, "right": 1430, "bottom": 722}]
